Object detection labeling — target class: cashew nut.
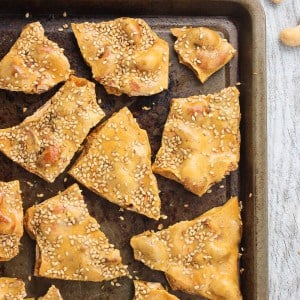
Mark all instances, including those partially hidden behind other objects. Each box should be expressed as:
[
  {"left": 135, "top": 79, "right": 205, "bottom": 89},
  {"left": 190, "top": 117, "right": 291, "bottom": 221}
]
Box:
[
  {"left": 280, "top": 25, "right": 300, "bottom": 47},
  {"left": 272, "top": 0, "right": 283, "bottom": 4},
  {"left": 38, "top": 145, "right": 61, "bottom": 166},
  {"left": 135, "top": 42, "right": 164, "bottom": 71},
  {"left": 121, "top": 19, "right": 141, "bottom": 45}
]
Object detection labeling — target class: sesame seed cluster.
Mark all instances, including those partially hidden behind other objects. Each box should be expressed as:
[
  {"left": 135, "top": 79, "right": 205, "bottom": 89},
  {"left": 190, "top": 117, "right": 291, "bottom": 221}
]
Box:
[
  {"left": 0, "top": 22, "right": 70, "bottom": 94},
  {"left": 0, "top": 277, "right": 26, "bottom": 300},
  {"left": 69, "top": 107, "right": 161, "bottom": 220},
  {"left": 153, "top": 86, "right": 240, "bottom": 197},
  {"left": 133, "top": 280, "right": 179, "bottom": 300},
  {"left": 171, "top": 27, "right": 236, "bottom": 83},
  {"left": 25, "top": 184, "right": 128, "bottom": 282},
  {"left": 72, "top": 18, "right": 169, "bottom": 96},
  {"left": 0, "top": 180, "right": 23, "bottom": 261},
  {"left": 131, "top": 197, "right": 242, "bottom": 299},
  {"left": 0, "top": 76, "right": 105, "bottom": 183}
]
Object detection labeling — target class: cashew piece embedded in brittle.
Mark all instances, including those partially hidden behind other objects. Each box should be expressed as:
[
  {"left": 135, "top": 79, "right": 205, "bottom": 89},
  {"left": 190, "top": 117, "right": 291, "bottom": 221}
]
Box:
[
  {"left": 121, "top": 19, "right": 142, "bottom": 45},
  {"left": 280, "top": 25, "right": 300, "bottom": 47},
  {"left": 135, "top": 42, "right": 164, "bottom": 71}
]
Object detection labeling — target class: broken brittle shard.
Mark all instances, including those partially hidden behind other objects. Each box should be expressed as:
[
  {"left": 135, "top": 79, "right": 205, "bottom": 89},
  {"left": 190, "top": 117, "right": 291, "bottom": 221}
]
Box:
[
  {"left": 25, "top": 184, "right": 128, "bottom": 282},
  {"left": 131, "top": 197, "right": 242, "bottom": 300},
  {"left": 0, "top": 22, "right": 71, "bottom": 94}
]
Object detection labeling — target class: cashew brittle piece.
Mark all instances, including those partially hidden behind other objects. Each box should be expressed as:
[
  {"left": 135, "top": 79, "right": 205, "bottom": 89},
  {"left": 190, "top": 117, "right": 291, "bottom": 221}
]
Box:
[
  {"left": 25, "top": 184, "right": 128, "bottom": 282},
  {"left": 171, "top": 26, "right": 236, "bottom": 83},
  {"left": 0, "top": 76, "right": 105, "bottom": 182},
  {"left": 0, "top": 180, "right": 23, "bottom": 261},
  {"left": 153, "top": 87, "right": 240, "bottom": 197},
  {"left": 0, "top": 22, "right": 70, "bottom": 94},
  {"left": 72, "top": 18, "right": 169, "bottom": 96},
  {"left": 131, "top": 197, "right": 242, "bottom": 300}
]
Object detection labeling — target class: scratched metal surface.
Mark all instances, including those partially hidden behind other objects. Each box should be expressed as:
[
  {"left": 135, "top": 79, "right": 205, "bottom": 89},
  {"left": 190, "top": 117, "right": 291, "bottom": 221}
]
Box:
[{"left": 0, "top": 14, "right": 242, "bottom": 300}]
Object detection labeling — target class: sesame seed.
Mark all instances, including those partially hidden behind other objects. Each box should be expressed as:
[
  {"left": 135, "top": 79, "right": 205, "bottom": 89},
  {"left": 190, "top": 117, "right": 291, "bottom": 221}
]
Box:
[{"left": 157, "top": 223, "right": 163, "bottom": 230}]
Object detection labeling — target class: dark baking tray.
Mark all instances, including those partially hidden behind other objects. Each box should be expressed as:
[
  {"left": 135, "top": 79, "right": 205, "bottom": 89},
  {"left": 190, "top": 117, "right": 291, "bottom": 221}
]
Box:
[{"left": 0, "top": 1, "right": 267, "bottom": 299}]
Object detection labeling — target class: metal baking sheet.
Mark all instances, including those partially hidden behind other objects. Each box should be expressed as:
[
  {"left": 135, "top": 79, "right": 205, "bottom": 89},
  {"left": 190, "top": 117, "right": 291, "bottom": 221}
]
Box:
[{"left": 0, "top": 1, "right": 267, "bottom": 299}]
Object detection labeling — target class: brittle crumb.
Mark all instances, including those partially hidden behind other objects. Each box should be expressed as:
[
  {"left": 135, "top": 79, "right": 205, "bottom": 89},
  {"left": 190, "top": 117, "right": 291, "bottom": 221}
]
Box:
[{"left": 157, "top": 223, "right": 163, "bottom": 230}]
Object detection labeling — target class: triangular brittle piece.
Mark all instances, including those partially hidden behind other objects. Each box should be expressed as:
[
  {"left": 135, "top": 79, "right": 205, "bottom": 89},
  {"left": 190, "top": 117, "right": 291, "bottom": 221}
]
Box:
[
  {"left": 72, "top": 18, "right": 169, "bottom": 96},
  {"left": 131, "top": 197, "right": 242, "bottom": 300},
  {"left": 38, "top": 285, "right": 63, "bottom": 300},
  {"left": 0, "top": 180, "right": 23, "bottom": 261},
  {"left": 0, "top": 277, "right": 26, "bottom": 299},
  {"left": 0, "top": 22, "right": 71, "bottom": 94},
  {"left": 134, "top": 280, "right": 179, "bottom": 300},
  {"left": 69, "top": 107, "right": 161, "bottom": 219},
  {"left": 0, "top": 76, "right": 105, "bottom": 182},
  {"left": 152, "top": 87, "right": 240, "bottom": 197},
  {"left": 171, "top": 27, "right": 236, "bottom": 83},
  {"left": 24, "top": 184, "right": 128, "bottom": 282}
]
